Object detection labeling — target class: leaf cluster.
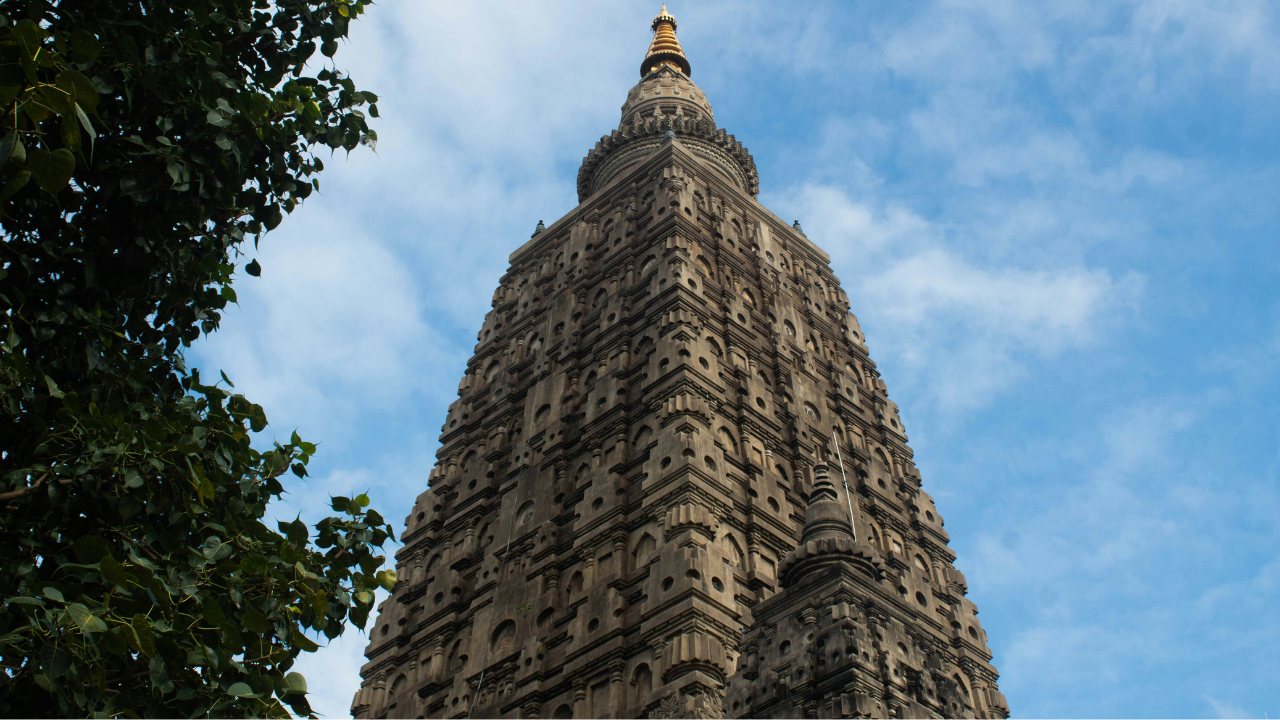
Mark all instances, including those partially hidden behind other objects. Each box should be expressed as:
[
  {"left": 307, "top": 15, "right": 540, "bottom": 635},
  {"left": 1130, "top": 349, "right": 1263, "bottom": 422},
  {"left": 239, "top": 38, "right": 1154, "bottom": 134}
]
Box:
[{"left": 0, "top": 0, "right": 390, "bottom": 717}]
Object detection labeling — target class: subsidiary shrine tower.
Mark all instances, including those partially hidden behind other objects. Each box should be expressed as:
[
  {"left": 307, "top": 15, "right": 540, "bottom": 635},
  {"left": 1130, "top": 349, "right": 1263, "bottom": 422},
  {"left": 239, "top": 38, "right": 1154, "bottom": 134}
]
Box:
[{"left": 352, "top": 7, "right": 1008, "bottom": 719}]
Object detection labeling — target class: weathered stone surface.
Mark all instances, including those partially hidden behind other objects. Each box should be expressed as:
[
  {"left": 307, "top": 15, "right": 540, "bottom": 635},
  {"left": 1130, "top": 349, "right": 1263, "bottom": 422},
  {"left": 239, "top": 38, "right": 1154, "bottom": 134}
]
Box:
[{"left": 352, "top": 8, "right": 1005, "bottom": 719}]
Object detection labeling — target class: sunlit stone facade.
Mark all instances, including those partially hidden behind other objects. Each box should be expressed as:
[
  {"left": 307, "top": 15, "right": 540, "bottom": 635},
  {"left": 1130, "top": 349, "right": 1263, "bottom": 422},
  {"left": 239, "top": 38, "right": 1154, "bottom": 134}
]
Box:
[{"left": 352, "top": 8, "right": 1007, "bottom": 719}]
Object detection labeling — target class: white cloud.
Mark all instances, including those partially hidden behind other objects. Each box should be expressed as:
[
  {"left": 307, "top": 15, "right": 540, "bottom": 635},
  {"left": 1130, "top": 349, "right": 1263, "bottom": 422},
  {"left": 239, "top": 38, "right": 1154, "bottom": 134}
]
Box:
[
  {"left": 1204, "top": 695, "right": 1253, "bottom": 719},
  {"left": 867, "top": 249, "right": 1115, "bottom": 346},
  {"left": 778, "top": 183, "right": 1139, "bottom": 414},
  {"left": 196, "top": 205, "right": 456, "bottom": 446},
  {"left": 865, "top": 249, "right": 1129, "bottom": 411}
]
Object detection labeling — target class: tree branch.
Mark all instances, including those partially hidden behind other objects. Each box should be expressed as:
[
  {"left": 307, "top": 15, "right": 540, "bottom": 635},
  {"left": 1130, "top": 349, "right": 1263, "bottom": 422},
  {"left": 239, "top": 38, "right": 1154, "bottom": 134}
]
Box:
[{"left": 0, "top": 473, "right": 70, "bottom": 503}]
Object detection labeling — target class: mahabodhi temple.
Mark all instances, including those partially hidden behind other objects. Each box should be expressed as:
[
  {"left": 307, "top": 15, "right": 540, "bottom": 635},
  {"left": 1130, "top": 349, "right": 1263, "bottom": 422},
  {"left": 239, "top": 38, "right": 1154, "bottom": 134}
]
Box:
[{"left": 351, "top": 7, "right": 1009, "bottom": 719}]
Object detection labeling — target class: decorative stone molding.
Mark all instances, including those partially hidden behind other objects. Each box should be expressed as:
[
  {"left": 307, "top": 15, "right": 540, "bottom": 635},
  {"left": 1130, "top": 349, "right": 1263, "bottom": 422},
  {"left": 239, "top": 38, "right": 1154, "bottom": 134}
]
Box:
[{"left": 579, "top": 113, "right": 759, "bottom": 202}]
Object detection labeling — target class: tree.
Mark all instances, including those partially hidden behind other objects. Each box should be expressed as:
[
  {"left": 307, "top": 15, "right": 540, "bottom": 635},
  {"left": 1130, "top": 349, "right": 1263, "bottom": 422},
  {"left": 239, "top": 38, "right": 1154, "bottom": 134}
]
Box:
[{"left": 0, "top": 0, "right": 395, "bottom": 716}]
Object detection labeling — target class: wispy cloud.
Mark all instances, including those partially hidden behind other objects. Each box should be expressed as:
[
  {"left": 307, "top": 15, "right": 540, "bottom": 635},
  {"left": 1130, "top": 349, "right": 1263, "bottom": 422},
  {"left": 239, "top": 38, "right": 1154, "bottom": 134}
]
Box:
[{"left": 776, "top": 183, "right": 1141, "bottom": 414}]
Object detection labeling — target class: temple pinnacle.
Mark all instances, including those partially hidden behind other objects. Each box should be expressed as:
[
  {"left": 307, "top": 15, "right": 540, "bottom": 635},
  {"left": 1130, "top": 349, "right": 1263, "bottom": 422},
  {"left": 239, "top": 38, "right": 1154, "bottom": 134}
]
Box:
[{"left": 642, "top": 3, "right": 691, "bottom": 77}]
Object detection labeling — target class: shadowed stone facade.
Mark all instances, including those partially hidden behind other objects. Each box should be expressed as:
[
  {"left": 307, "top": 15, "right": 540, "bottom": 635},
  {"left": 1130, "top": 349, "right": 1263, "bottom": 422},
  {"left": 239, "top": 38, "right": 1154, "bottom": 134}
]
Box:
[{"left": 351, "top": 8, "right": 1007, "bottom": 719}]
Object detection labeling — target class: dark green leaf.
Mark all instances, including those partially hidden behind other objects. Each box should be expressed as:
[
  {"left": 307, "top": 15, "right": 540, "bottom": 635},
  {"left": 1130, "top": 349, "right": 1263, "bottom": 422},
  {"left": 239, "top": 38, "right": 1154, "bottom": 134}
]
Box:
[
  {"left": 131, "top": 614, "right": 156, "bottom": 657},
  {"left": 0, "top": 168, "right": 30, "bottom": 200},
  {"left": 245, "top": 259, "right": 261, "bottom": 276},
  {"left": 39, "top": 643, "right": 72, "bottom": 681},
  {"left": 36, "top": 85, "right": 74, "bottom": 116},
  {"left": 291, "top": 626, "right": 319, "bottom": 652},
  {"left": 98, "top": 554, "right": 135, "bottom": 588},
  {"left": 201, "top": 596, "right": 225, "bottom": 624},
  {"left": 226, "top": 682, "right": 256, "bottom": 698},
  {"left": 0, "top": 132, "right": 17, "bottom": 168},
  {"left": 69, "top": 29, "right": 102, "bottom": 62},
  {"left": 25, "top": 147, "right": 76, "bottom": 195},
  {"left": 68, "top": 603, "right": 108, "bottom": 633},
  {"left": 57, "top": 69, "right": 99, "bottom": 111},
  {"left": 12, "top": 20, "right": 48, "bottom": 55},
  {"left": 72, "top": 535, "right": 113, "bottom": 563},
  {"left": 240, "top": 607, "right": 272, "bottom": 635}
]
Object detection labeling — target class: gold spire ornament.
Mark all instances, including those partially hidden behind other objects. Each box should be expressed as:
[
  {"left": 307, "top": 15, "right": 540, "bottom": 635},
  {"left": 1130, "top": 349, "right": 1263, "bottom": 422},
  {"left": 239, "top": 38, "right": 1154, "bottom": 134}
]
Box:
[{"left": 642, "top": 3, "right": 691, "bottom": 76}]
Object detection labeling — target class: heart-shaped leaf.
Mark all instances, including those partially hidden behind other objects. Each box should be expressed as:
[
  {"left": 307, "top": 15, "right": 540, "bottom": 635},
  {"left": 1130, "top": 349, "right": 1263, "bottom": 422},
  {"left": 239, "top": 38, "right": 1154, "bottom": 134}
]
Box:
[
  {"left": 25, "top": 148, "right": 75, "bottom": 195},
  {"left": 68, "top": 603, "right": 108, "bottom": 633},
  {"left": 57, "top": 69, "right": 99, "bottom": 111},
  {"left": 0, "top": 132, "right": 17, "bottom": 168},
  {"left": 285, "top": 671, "right": 308, "bottom": 694},
  {"left": 226, "top": 681, "right": 256, "bottom": 698},
  {"left": 131, "top": 614, "right": 156, "bottom": 657}
]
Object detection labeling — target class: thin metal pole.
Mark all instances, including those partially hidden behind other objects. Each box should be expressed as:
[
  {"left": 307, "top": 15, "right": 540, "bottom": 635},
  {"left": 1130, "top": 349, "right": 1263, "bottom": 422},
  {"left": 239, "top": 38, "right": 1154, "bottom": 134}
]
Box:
[
  {"left": 832, "top": 431, "right": 858, "bottom": 540},
  {"left": 469, "top": 491, "right": 519, "bottom": 718}
]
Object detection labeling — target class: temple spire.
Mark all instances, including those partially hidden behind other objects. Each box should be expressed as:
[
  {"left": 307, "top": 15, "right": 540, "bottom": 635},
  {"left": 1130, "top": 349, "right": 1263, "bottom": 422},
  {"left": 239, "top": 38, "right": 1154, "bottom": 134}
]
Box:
[{"left": 642, "top": 4, "right": 691, "bottom": 77}]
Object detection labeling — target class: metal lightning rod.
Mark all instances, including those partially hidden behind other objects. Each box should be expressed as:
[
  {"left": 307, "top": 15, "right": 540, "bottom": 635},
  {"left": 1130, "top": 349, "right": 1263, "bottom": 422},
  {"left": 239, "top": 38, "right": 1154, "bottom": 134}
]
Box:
[{"left": 832, "top": 430, "right": 858, "bottom": 540}]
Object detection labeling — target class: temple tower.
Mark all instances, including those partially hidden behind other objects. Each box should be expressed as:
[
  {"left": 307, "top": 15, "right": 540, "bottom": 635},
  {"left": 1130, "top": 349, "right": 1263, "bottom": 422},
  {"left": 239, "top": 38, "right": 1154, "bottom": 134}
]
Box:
[{"left": 352, "top": 7, "right": 1007, "bottom": 719}]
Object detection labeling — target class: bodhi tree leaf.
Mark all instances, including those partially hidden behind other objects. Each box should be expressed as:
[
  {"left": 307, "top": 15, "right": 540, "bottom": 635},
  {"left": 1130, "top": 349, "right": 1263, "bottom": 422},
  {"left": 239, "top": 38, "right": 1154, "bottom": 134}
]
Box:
[
  {"left": 56, "top": 68, "right": 98, "bottom": 112},
  {"left": 98, "top": 554, "right": 134, "bottom": 588},
  {"left": 72, "top": 535, "right": 112, "bottom": 564},
  {"left": 0, "top": 132, "right": 17, "bottom": 167},
  {"left": 67, "top": 603, "right": 108, "bottom": 633},
  {"left": 0, "top": 169, "right": 30, "bottom": 201},
  {"left": 131, "top": 614, "right": 156, "bottom": 658},
  {"left": 240, "top": 607, "right": 272, "bottom": 636},
  {"left": 290, "top": 626, "right": 319, "bottom": 653},
  {"left": 68, "top": 29, "right": 101, "bottom": 63},
  {"left": 24, "top": 147, "right": 75, "bottom": 195},
  {"left": 35, "top": 85, "right": 73, "bottom": 116},
  {"left": 226, "top": 682, "right": 256, "bottom": 698},
  {"left": 376, "top": 569, "right": 397, "bottom": 591}
]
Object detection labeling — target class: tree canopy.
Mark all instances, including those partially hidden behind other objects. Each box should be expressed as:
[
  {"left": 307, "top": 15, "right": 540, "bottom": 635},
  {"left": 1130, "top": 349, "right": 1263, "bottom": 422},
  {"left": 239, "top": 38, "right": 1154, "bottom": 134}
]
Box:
[{"left": 0, "top": 0, "right": 395, "bottom": 716}]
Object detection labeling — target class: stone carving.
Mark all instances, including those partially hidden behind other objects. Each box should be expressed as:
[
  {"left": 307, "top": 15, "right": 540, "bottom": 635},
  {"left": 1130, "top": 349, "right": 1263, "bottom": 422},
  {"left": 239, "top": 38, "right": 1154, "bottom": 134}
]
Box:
[
  {"left": 354, "top": 7, "right": 1005, "bottom": 720},
  {"left": 647, "top": 687, "right": 723, "bottom": 720},
  {"left": 649, "top": 691, "right": 684, "bottom": 719}
]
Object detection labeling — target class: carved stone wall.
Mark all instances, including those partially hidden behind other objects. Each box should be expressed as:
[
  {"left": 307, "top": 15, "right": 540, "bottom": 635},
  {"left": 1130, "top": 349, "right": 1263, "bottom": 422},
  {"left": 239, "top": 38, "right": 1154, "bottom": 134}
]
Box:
[{"left": 352, "top": 33, "right": 1005, "bottom": 720}]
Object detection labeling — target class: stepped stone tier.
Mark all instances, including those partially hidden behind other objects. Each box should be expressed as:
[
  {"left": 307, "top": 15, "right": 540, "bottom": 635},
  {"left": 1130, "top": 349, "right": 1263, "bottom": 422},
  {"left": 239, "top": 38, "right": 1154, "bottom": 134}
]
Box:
[{"left": 352, "top": 7, "right": 1008, "bottom": 719}]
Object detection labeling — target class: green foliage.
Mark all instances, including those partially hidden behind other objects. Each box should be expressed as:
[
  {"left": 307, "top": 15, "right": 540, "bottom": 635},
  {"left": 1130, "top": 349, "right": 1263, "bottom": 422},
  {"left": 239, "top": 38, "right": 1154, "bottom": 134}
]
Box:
[{"left": 0, "top": 0, "right": 392, "bottom": 716}]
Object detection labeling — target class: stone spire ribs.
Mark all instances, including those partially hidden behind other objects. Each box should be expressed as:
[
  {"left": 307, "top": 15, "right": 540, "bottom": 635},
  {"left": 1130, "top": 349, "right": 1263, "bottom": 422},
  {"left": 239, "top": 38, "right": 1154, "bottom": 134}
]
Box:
[{"left": 352, "top": 6, "right": 1007, "bottom": 719}]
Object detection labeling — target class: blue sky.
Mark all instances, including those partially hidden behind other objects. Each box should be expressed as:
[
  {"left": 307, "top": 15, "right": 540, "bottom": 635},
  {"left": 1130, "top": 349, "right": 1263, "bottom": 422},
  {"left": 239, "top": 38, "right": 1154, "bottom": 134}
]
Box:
[{"left": 190, "top": 1, "right": 1280, "bottom": 717}]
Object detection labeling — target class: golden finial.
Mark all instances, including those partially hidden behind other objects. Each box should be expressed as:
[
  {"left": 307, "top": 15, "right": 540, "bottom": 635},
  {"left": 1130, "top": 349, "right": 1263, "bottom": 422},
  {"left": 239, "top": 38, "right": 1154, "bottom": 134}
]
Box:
[{"left": 642, "top": 3, "right": 691, "bottom": 77}]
